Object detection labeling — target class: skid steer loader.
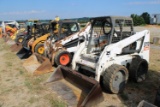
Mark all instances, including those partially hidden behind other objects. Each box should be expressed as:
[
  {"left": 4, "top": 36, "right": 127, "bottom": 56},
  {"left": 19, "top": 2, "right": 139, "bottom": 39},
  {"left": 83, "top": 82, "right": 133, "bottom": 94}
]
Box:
[
  {"left": 11, "top": 20, "right": 40, "bottom": 52},
  {"left": 45, "top": 16, "right": 150, "bottom": 106},
  {"left": 0, "top": 21, "right": 19, "bottom": 42},
  {"left": 16, "top": 22, "right": 50, "bottom": 59},
  {"left": 23, "top": 20, "right": 82, "bottom": 75}
]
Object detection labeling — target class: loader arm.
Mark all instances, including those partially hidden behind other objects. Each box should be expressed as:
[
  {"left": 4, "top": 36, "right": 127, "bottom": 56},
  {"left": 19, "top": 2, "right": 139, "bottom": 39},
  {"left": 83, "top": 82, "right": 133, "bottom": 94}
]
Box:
[
  {"left": 103, "top": 30, "right": 150, "bottom": 59},
  {"left": 52, "top": 22, "right": 91, "bottom": 53}
]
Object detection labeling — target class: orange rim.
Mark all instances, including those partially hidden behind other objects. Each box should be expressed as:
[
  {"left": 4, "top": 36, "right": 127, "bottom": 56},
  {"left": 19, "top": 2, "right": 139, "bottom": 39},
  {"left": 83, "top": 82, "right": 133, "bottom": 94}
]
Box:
[{"left": 59, "top": 54, "right": 70, "bottom": 65}]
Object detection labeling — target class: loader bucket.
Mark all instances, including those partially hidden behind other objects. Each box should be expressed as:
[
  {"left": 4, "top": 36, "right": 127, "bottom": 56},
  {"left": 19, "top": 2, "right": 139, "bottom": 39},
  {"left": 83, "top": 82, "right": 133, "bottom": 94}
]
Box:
[
  {"left": 10, "top": 43, "right": 22, "bottom": 52},
  {"left": 16, "top": 47, "right": 32, "bottom": 59},
  {"left": 23, "top": 53, "right": 53, "bottom": 75},
  {"left": 46, "top": 65, "right": 103, "bottom": 107}
]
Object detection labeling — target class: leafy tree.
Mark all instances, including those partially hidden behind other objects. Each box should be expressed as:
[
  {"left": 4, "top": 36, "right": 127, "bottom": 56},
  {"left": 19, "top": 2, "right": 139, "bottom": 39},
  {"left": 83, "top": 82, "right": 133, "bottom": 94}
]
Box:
[
  {"left": 141, "top": 12, "right": 150, "bottom": 24},
  {"left": 131, "top": 14, "right": 145, "bottom": 26}
]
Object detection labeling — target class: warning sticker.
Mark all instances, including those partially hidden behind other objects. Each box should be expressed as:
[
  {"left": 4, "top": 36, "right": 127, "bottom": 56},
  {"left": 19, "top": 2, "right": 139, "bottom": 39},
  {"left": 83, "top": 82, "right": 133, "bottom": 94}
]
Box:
[{"left": 144, "top": 42, "right": 150, "bottom": 51}]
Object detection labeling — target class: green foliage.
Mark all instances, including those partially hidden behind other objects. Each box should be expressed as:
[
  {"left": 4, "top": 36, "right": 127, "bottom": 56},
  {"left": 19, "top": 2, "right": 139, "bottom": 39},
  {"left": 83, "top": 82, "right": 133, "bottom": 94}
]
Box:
[
  {"left": 141, "top": 12, "right": 150, "bottom": 24},
  {"left": 131, "top": 12, "right": 151, "bottom": 25},
  {"left": 131, "top": 14, "right": 145, "bottom": 26}
]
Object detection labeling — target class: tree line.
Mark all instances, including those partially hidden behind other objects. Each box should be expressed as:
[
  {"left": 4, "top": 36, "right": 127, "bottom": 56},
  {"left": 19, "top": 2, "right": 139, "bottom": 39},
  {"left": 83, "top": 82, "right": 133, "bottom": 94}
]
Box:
[{"left": 131, "top": 12, "right": 150, "bottom": 26}]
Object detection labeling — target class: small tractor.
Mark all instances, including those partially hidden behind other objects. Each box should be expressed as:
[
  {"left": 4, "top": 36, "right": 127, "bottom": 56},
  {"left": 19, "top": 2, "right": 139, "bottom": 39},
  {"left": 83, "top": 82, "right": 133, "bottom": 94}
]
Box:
[
  {"left": 16, "top": 22, "right": 50, "bottom": 58},
  {"left": 45, "top": 16, "right": 150, "bottom": 107}
]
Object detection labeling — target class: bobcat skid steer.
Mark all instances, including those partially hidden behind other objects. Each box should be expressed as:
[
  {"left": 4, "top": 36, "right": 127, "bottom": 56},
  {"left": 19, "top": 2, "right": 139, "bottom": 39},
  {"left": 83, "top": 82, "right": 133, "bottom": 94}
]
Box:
[
  {"left": 45, "top": 16, "right": 150, "bottom": 107},
  {"left": 22, "top": 20, "right": 82, "bottom": 75}
]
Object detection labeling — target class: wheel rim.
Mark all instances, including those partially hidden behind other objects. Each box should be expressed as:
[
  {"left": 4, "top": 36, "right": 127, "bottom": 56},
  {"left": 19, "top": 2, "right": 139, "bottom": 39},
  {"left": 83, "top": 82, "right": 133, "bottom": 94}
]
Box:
[
  {"left": 59, "top": 54, "right": 70, "bottom": 65},
  {"left": 112, "top": 70, "right": 125, "bottom": 92},
  {"left": 38, "top": 46, "right": 44, "bottom": 54},
  {"left": 18, "top": 38, "right": 23, "bottom": 43}
]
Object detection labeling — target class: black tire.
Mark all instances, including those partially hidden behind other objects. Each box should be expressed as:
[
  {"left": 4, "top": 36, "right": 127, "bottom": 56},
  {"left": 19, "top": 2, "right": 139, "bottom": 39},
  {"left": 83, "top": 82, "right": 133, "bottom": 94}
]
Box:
[
  {"left": 102, "top": 64, "right": 128, "bottom": 94},
  {"left": 129, "top": 57, "right": 148, "bottom": 82},
  {"left": 35, "top": 43, "right": 45, "bottom": 55},
  {"left": 155, "top": 87, "right": 160, "bottom": 107},
  {"left": 54, "top": 50, "right": 72, "bottom": 66},
  {"left": 15, "top": 35, "right": 24, "bottom": 43}
]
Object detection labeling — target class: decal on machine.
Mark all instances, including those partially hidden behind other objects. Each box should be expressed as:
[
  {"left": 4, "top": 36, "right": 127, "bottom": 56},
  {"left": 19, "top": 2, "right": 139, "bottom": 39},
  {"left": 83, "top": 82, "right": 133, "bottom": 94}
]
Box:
[{"left": 144, "top": 42, "right": 150, "bottom": 51}]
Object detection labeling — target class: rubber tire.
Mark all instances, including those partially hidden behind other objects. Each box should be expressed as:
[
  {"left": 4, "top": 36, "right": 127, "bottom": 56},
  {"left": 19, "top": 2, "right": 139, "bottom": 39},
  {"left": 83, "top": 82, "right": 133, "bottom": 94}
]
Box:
[
  {"left": 15, "top": 36, "right": 24, "bottom": 43},
  {"left": 102, "top": 64, "right": 128, "bottom": 94},
  {"left": 155, "top": 87, "right": 160, "bottom": 107},
  {"left": 35, "top": 43, "right": 45, "bottom": 55},
  {"left": 54, "top": 50, "right": 72, "bottom": 66},
  {"left": 129, "top": 57, "right": 148, "bottom": 83}
]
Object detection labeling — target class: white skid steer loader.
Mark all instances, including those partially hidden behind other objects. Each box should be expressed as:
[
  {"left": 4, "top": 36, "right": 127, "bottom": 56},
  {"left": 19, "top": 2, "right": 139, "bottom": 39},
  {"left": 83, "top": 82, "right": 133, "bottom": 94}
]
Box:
[{"left": 45, "top": 16, "right": 150, "bottom": 107}]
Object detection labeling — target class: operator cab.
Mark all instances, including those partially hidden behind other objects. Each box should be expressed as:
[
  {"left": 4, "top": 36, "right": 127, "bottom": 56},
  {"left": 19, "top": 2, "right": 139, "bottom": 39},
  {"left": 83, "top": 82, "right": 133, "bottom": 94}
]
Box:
[
  {"left": 86, "top": 16, "right": 135, "bottom": 55},
  {"left": 50, "top": 20, "right": 80, "bottom": 42}
]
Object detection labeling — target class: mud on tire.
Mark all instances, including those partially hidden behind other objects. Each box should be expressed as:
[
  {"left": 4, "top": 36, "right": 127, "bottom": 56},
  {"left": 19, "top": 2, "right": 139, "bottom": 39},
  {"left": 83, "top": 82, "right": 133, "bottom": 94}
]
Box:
[
  {"left": 129, "top": 56, "right": 148, "bottom": 82},
  {"left": 54, "top": 50, "right": 72, "bottom": 66},
  {"left": 102, "top": 64, "right": 128, "bottom": 94}
]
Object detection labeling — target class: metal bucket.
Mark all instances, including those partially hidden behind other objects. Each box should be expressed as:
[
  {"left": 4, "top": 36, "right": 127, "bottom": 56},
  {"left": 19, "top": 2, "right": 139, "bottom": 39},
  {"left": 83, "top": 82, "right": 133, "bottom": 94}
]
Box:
[
  {"left": 45, "top": 65, "right": 103, "bottom": 107},
  {"left": 23, "top": 53, "right": 53, "bottom": 75},
  {"left": 16, "top": 47, "right": 32, "bottom": 59}
]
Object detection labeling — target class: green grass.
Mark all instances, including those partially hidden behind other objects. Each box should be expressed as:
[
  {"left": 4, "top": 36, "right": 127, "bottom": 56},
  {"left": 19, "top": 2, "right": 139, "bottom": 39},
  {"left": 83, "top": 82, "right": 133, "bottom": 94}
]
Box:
[
  {"left": 5, "top": 62, "right": 12, "bottom": 67},
  {"left": 44, "top": 94, "right": 67, "bottom": 107},
  {"left": 28, "top": 97, "right": 38, "bottom": 104}
]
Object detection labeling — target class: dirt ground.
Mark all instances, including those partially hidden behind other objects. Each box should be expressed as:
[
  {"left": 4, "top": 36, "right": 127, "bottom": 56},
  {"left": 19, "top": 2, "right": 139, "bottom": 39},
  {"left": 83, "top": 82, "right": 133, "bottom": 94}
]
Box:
[{"left": 0, "top": 25, "right": 160, "bottom": 107}]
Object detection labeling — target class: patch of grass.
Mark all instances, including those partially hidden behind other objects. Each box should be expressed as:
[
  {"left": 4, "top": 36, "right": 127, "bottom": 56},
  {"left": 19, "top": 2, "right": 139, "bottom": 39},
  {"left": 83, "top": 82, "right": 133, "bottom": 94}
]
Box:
[
  {"left": 49, "top": 99, "right": 66, "bottom": 107},
  {"left": 0, "top": 40, "right": 10, "bottom": 50},
  {"left": 24, "top": 80, "right": 33, "bottom": 90},
  {"left": 1, "top": 88, "right": 12, "bottom": 95},
  {"left": 5, "top": 62, "right": 12, "bottom": 67},
  {"left": 19, "top": 70, "right": 24, "bottom": 75},
  {"left": 6, "top": 79, "right": 10, "bottom": 81},
  {"left": 0, "top": 103, "right": 3, "bottom": 107},
  {"left": 28, "top": 97, "right": 38, "bottom": 104},
  {"left": 24, "top": 76, "right": 45, "bottom": 92},
  {"left": 44, "top": 94, "right": 67, "bottom": 107}
]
